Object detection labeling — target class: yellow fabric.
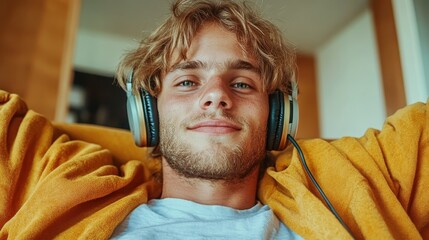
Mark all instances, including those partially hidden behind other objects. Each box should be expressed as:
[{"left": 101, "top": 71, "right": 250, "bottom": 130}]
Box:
[
  {"left": 0, "top": 91, "right": 162, "bottom": 239},
  {"left": 0, "top": 89, "right": 428, "bottom": 239}
]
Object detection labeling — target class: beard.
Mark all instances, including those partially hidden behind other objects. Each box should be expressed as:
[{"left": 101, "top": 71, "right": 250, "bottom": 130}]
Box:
[{"left": 159, "top": 111, "right": 267, "bottom": 182}]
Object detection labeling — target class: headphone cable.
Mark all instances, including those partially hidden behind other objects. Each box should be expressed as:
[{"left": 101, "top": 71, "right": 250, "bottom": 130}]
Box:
[{"left": 287, "top": 134, "right": 355, "bottom": 238}]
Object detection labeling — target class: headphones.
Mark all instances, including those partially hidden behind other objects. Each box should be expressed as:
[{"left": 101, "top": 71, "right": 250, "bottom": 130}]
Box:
[{"left": 126, "top": 72, "right": 299, "bottom": 151}]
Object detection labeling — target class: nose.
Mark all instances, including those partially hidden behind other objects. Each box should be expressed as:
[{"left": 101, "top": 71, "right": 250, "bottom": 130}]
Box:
[{"left": 199, "top": 79, "right": 232, "bottom": 110}]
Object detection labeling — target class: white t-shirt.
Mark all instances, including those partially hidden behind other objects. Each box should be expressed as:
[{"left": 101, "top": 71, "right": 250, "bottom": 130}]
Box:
[{"left": 110, "top": 198, "right": 302, "bottom": 239}]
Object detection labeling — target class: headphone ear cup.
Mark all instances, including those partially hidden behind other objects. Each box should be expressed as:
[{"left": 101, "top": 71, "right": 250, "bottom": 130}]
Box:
[
  {"left": 126, "top": 88, "right": 159, "bottom": 147},
  {"left": 267, "top": 91, "right": 299, "bottom": 151},
  {"left": 266, "top": 91, "right": 284, "bottom": 151},
  {"left": 126, "top": 89, "right": 144, "bottom": 146},
  {"left": 140, "top": 89, "right": 159, "bottom": 147}
]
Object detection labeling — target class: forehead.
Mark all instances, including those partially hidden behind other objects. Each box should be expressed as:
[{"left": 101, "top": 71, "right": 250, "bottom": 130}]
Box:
[{"left": 169, "top": 23, "right": 258, "bottom": 71}]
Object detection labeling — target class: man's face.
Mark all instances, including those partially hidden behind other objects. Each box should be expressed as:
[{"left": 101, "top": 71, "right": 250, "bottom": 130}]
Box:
[{"left": 157, "top": 23, "right": 269, "bottom": 181}]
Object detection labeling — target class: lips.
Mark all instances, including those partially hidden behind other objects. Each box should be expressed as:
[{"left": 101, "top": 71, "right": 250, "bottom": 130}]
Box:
[{"left": 187, "top": 119, "right": 242, "bottom": 134}]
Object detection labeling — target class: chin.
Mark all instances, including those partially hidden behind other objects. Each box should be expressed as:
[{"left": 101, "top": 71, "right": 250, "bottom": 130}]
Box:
[{"left": 190, "top": 137, "right": 240, "bottom": 151}]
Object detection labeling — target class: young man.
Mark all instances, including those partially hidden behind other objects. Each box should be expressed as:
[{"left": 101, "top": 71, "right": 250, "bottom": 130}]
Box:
[
  {"left": 112, "top": 0, "right": 300, "bottom": 236},
  {"left": 0, "top": 0, "right": 428, "bottom": 239}
]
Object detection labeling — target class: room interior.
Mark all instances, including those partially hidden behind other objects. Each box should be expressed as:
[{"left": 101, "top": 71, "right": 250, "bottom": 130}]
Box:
[{"left": 0, "top": 0, "right": 427, "bottom": 139}]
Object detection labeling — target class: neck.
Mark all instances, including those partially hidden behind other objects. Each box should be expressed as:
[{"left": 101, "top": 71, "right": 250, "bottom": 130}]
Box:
[{"left": 160, "top": 158, "right": 260, "bottom": 210}]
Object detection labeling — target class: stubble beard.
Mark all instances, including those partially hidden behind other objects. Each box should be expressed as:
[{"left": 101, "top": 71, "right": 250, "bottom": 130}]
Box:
[{"left": 159, "top": 112, "right": 267, "bottom": 182}]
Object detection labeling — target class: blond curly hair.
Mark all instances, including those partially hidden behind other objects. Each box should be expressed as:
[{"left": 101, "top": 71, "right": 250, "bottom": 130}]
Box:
[{"left": 116, "top": 0, "right": 296, "bottom": 96}]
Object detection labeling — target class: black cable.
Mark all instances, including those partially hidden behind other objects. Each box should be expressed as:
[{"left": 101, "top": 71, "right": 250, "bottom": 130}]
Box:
[{"left": 287, "top": 134, "right": 355, "bottom": 238}]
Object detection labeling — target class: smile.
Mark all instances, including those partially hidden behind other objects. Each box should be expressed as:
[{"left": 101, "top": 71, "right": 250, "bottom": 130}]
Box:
[{"left": 187, "top": 120, "right": 242, "bottom": 134}]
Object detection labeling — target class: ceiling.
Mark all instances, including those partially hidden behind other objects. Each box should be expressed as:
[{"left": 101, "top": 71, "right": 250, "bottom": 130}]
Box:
[{"left": 78, "top": 0, "right": 368, "bottom": 54}]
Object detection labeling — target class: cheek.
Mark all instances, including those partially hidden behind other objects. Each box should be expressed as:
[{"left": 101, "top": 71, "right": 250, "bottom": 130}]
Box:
[
  {"left": 244, "top": 99, "right": 269, "bottom": 129},
  {"left": 157, "top": 95, "right": 191, "bottom": 125},
  {"left": 258, "top": 107, "right": 269, "bottom": 130},
  {"left": 158, "top": 102, "right": 176, "bottom": 126},
  {"left": 157, "top": 94, "right": 172, "bottom": 127},
  {"left": 260, "top": 101, "right": 270, "bottom": 124}
]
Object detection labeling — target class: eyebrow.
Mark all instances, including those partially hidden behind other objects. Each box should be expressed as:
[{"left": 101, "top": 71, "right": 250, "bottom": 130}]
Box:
[{"left": 170, "top": 59, "right": 260, "bottom": 73}]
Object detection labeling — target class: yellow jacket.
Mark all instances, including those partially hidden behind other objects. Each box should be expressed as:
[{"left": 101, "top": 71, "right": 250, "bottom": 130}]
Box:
[{"left": 0, "top": 90, "right": 428, "bottom": 239}]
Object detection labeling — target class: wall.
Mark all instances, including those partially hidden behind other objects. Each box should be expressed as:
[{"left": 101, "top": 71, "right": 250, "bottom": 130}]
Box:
[
  {"left": 392, "top": 0, "right": 429, "bottom": 104},
  {"left": 316, "top": 8, "right": 386, "bottom": 139},
  {"left": 415, "top": 0, "right": 429, "bottom": 97},
  {"left": 74, "top": 28, "right": 137, "bottom": 76}
]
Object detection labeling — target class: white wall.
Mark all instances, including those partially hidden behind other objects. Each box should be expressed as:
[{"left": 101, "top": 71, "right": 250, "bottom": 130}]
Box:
[
  {"left": 392, "top": 0, "right": 429, "bottom": 104},
  {"left": 316, "top": 8, "right": 386, "bottom": 139},
  {"left": 415, "top": 0, "right": 429, "bottom": 98},
  {"left": 415, "top": 0, "right": 429, "bottom": 97},
  {"left": 74, "top": 28, "right": 137, "bottom": 76}
]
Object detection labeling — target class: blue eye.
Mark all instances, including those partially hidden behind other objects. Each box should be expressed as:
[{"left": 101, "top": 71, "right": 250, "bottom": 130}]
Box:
[
  {"left": 179, "top": 80, "right": 196, "bottom": 87},
  {"left": 232, "top": 82, "right": 250, "bottom": 89}
]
